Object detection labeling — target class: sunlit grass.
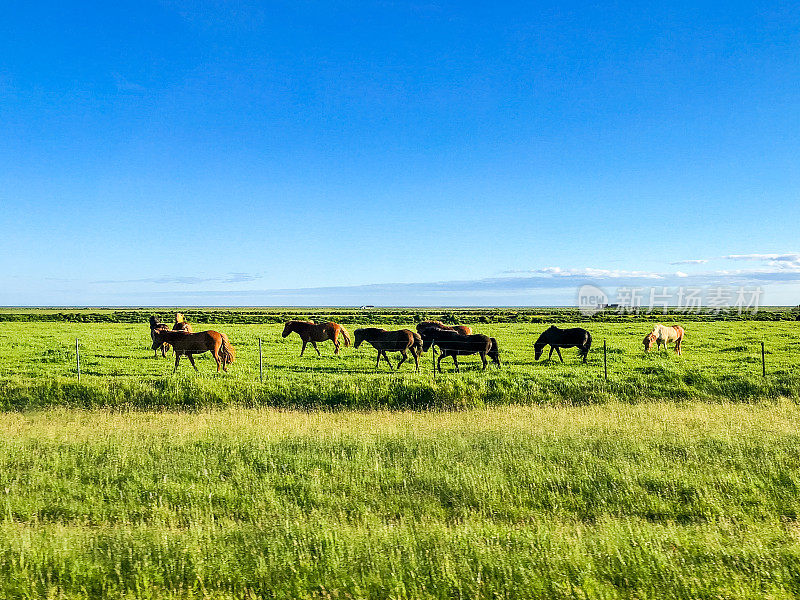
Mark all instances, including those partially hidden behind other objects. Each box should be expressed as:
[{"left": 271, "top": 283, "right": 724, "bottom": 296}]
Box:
[{"left": 1, "top": 403, "right": 800, "bottom": 598}]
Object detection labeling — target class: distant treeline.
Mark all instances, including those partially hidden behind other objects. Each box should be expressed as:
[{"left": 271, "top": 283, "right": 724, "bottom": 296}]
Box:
[{"left": 0, "top": 307, "right": 798, "bottom": 324}]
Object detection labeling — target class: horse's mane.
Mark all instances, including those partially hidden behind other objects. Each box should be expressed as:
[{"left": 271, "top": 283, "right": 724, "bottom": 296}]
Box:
[
  {"left": 422, "top": 320, "right": 447, "bottom": 328},
  {"left": 355, "top": 327, "right": 387, "bottom": 334}
]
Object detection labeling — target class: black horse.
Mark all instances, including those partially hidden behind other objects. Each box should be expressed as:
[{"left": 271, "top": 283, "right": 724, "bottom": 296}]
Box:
[
  {"left": 419, "top": 327, "right": 500, "bottom": 372},
  {"left": 149, "top": 316, "right": 171, "bottom": 358},
  {"left": 353, "top": 328, "right": 423, "bottom": 371},
  {"left": 534, "top": 326, "right": 592, "bottom": 363}
]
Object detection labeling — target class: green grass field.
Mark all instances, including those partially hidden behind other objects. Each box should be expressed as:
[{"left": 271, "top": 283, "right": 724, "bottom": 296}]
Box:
[
  {"left": 2, "top": 316, "right": 800, "bottom": 597},
  {"left": 0, "top": 319, "right": 798, "bottom": 408},
  {"left": 2, "top": 403, "right": 800, "bottom": 599}
]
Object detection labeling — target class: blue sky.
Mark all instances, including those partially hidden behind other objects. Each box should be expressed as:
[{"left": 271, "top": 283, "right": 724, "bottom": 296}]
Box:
[{"left": 1, "top": 1, "right": 799, "bottom": 306}]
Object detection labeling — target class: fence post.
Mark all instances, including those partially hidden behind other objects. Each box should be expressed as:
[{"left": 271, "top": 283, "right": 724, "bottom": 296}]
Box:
[
  {"left": 603, "top": 339, "right": 608, "bottom": 380},
  {"left": 258, "top": 337, "right": 263, "bottom": 383},
  {"left": 761, "top": 341, "right": 766, "bottom": 377},
  {"left": 75, "top": 338, "right": 80, "bottom": 382},
  {"left": 431, "top": 342, "right": 436, "bottom": 378}
]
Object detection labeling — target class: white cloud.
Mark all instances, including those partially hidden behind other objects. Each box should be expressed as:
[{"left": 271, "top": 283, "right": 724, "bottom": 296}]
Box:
[
  {"left": 505, "top": 267, "right": 664, "bottom": 279},
  {"left": 670, "top": 259, "right": 708, "bottom": 265},
  {"left": 723, "top": 253, "right": 800, "bottom": 270}
]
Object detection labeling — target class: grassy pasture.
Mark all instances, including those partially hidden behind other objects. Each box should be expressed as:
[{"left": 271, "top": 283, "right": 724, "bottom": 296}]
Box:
[
  {"left": 2, "top": 316, "right": 800, "bottom": 597},
  {"left": 2, "top": 403, "right": 800, "bottom": 598},
  {"left": 0, "top": 319, "right": 798, "bottom": 408}
]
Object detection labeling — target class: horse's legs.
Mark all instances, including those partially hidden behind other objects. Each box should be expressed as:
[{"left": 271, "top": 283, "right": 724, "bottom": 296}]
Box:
[
  {"left": 452, "top": 355, "right": 460, "bottom": 372},
  {"left": 555, "top": 347, "right": 564, "bottom": 363},
  {"left": 300, "top": 340, "right": 307, "bottom": 357},
  {"left": 397, "top": 350, "right": 407, "bottom": 369},
  {"left": 548, "top": 346, "right": 554, "bottom": 360},
  {"left": 581, "top": 347, "right": 588, "bottom": 363},
  {"left": 480, "top": 352, "right": 488, "bottom": 369},
  {"left": 436, "top": 353, "right": 444, "bottom": 373},
  {"left": 188, "top": 354, "right": 199, "bottom": 372},
  {"left": 676, "top": 338, "right": 682, "bottom": 355},
  {"left": 382, "top": 350, "right": 393, "bottom": 369},
  {"left": 312, "top": 341, "right": 321, "bottom": 356},
  {"left": 375, "top": 351, "right": 381, "bottom": 369},
  {"left": 412, "top": 349, "right": 419, "bottom": 372},
  {"left": 212, "top": 341, "right": 222, "bottom": 372},
  {"left": 173, "top": 353, "right": 181, "bottom": 373}
]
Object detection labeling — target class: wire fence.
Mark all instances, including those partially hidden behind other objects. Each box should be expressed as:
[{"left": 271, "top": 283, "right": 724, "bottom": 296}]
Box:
[{"left": 59, "top": 330, "right": 788, "bottom": 383}]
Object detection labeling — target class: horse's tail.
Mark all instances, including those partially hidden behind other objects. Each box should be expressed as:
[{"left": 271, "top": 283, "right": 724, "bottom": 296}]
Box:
[
  {"left": 411, "top": 332, "right": 423, "bottom": 357},
  {"left": 339, "top": 326, "right": 351, "bottom": 347},
  {"left": 220, "top": 333, "right": 235, "bottom": 365},
  {"left": 489, "top": 337, "right": 501, "bottom": 366},
  {"left": 585, "top": 331, "right": 593, "bottom": 352}
]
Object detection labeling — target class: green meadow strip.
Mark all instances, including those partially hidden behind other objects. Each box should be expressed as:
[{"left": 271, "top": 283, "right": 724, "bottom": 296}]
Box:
[{"left": 1, "top": 403, "right": 800, "bottom": 598}]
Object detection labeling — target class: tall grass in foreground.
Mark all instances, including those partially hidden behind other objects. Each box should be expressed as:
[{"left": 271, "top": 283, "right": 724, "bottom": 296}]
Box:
[{"left": 2, "top": 403, "right": 800, "bottom": 598}]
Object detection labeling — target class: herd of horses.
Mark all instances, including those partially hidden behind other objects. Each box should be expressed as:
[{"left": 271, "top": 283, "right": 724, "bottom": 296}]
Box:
[{"left": 149, "top": 314, "right": 686, "bottom": 374}]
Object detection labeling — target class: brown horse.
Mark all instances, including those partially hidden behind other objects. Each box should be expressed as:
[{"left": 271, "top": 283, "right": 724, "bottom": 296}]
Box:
[
  {"left": 151, "top": 329, "right": 235, "bottom": 373},
  {"left": 282, "top": 320, "right": 351, "bottom": 356},
  {"left": 149, "top": 316, "right": 172, "bottom": 358},
  {"left": 416, "top": 321, "right": 473, "bottom": 336},
  {"left": 354, "top": 328, "right": 423, "bottom": 371},
  {"left": 419, "top": 328, "right": 497, "bottom": 372},
  {"left": 173, "top": 312, "right": 193, "bottom": 333}
]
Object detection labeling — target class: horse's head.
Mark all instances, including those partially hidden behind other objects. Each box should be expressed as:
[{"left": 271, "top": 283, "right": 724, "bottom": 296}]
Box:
[
  {"left": 533, "top": 329, "right": 552, "bottom": 360},
  {"left": 281, "top": 322, "right": 293, "bottom": 338},
  {"left": 149, "top": 315, "right": 159, "bottom": 329},
  {"left": 643, "top": 333, "right": 656, "bottom": 352},
  {"left": 353, "top": 329, "right": 365, "bottom": 348}
]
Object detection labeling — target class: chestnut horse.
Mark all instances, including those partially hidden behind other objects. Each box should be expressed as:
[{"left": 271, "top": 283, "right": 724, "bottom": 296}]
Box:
[
  {"left": 416, "top": 321, "right": 473, "bottom": 336},
  {"left": 282, "top": 320, "right": 351, "bottom": 356},
  {"left": 354, "top": 328, "right": 423, "bottom": 371},
  {"left": 151, "top": 329, "right": 235, "bottom": 373},
  {"left": 149, "top": 316, "right": 171, "bottom": 358},
  {"left": 644, "top": 324, "right": 684, "bottom": 354},
  {"left": 173, "top": 312, "right": 193, "bottom": 333}
]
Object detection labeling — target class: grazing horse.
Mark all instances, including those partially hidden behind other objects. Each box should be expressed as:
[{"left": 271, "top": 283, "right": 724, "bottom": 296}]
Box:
[
  {"left": 416, "top": 321, "right": 473, "bottom": 336},
  {"left": 151, "top": 329, "right": 235, "bottom": 373},
  {"left": 173, "top": 312, "right": 193, "bottom": 333},
  {"left": 282, "top": 320, "right": 351, "bottom": 356},
  {"left": 419, "top": 328, "right": 499, "bottom": 372},
  {"left": 149, "top": 316, "right": 171, "bottom": 358},
  {"left": 644, "top": 324, "right": 684, "bottom": 354},
  {"left": 354, "top": 328, "right": 423, "bottom": 371},
  {"left": 534, "top": 326, "right": 592, "bottom": 363}
]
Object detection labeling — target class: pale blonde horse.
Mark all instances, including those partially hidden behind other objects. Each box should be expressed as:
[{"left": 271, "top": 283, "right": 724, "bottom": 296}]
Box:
[{"left": 644, "top": 324, "right": 684, "bottom": 354}]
